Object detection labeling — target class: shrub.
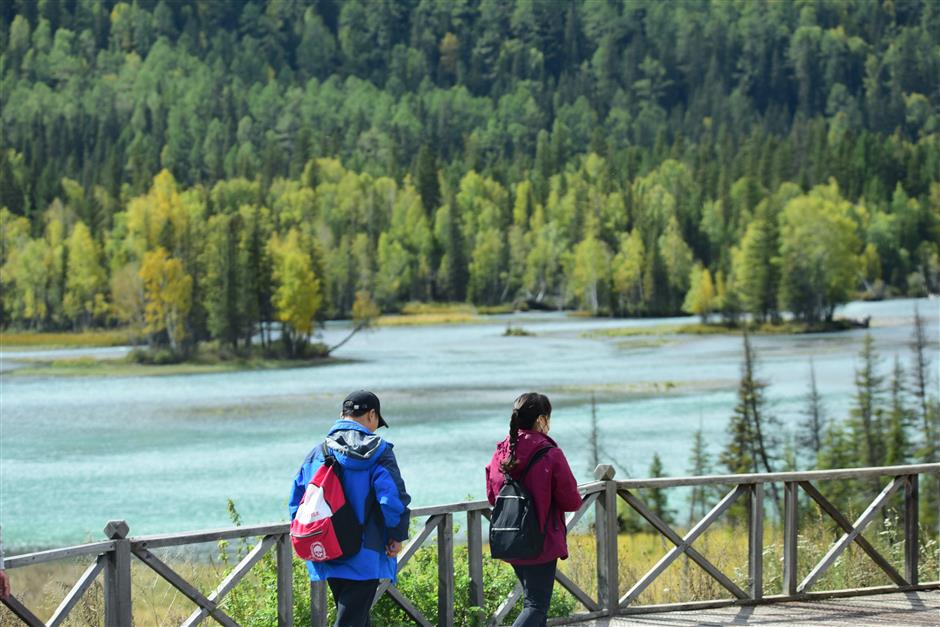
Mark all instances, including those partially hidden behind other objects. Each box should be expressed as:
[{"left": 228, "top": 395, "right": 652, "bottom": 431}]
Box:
[
  {"left": 127, "top": 346, "right": 181, "bottom": 364},
  {"left": 372, "top": 544, "right": 575, "bottom": 626},
  {"left": 218, "top": 542, "right": 577, "bottom": 626},
  {"left": 217, "top": 502, "right": 576, "bottom": 625}
]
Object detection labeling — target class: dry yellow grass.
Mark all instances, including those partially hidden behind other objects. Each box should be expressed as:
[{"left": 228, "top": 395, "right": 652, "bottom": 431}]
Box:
[
  {"left": 375, "top": 301, "right": 493, "bottom": 326},
  {"left": 558, "top": 516, "right": 937, "bottom": 611},
  {"left": 1, "top": 552, "right": 230, "bottom": 626},
  {"left": 399, "top": 302, "right": 477, "bottom": 316},
  {"left": 0, "top": 329, "right": 136, "bottom": 348},
  {"left": 376, "top": 312, "right": 481, "bottom": 326}
]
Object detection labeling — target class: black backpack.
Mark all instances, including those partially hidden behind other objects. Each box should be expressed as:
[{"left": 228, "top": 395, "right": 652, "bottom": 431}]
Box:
[{"left": 489, "top": 446, "right": 554, "bottom": 560}]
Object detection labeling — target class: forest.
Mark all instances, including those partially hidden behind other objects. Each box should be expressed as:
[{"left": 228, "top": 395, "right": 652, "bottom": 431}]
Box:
[{"left": 1, "top": 0, "right": 939, "bottom": 354}]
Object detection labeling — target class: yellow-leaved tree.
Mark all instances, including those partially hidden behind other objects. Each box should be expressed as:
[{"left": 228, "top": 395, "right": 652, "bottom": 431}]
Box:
[
  {"left": 110, "top": 262, "right": 146, "bottom": 337},
  {"left": 139, "top": 247, "right": 192, "bottom": 353},
  {"left": 612, "top": 228, "right": 645, "bottom": 315},
  {"left": 682, "top": 263, "right": 717, "bottom": 324},
  {"left": 268, "top": 229, "right": 321, "bottom": 358},
  {"left": 126, "top": 170, "right": 188, "bottom": 258},
  {"left": 63, "top": 221, "right": 108, "bottom": 329},
  {"left": 566, "top": 219, "right": 611, "bottom": 314}
]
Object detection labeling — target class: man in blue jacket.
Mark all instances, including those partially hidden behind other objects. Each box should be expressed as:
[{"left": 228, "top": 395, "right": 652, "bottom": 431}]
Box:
[{"left": 289, "top": 390, "right": 411, "bottom": 627}]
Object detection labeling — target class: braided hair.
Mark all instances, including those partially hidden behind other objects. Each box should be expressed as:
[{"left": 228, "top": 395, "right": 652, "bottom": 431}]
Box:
[{"left": 500, "top": 392, "right": 552, "bottom": 473}]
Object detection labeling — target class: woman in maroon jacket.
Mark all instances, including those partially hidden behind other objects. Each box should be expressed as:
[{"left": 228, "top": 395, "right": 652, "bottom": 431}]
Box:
[{"left": 485, "top": 392, "right": 583, "bottom": 627}]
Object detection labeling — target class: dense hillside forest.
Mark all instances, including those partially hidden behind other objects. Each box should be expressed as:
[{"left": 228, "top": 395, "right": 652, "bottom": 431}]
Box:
[{"left": 1, "top": 0, "right": 939, "bottom": 349}]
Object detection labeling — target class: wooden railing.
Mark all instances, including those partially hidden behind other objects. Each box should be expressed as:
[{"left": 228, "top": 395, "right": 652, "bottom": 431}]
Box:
[
  {"left": 3, "top": 463, "right": 939, "bottom": 626},
  {"left": 612, "top": 463, "right": 939, "bottom": 616}
]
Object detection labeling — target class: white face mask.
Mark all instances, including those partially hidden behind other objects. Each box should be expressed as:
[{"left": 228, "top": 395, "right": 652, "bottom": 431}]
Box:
[{"left": 536, "top": 415, "right": 550, "bottom": 434}]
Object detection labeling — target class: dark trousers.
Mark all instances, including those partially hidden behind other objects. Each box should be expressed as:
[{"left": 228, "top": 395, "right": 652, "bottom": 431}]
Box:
[
  {"left": 511, "top": 559, "right": 557, "bottom": 627},
  {"left": 327, "top": 577, "right": 379, "bottom": 627}
]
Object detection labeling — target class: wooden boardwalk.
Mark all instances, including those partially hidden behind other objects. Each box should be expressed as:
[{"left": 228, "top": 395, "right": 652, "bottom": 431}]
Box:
[{"left": 575, "top": 591, "right": 940, "bottom": 626}]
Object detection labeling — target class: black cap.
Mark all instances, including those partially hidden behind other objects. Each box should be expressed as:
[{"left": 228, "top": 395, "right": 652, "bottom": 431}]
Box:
[{"left": 342, "top": 390, "right": 388, "bottom": 428}]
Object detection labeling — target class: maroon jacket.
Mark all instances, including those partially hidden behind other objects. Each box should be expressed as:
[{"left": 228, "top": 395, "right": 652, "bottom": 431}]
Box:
[{"left": 485, "top": 430, "right": 583, "bottom": 565}]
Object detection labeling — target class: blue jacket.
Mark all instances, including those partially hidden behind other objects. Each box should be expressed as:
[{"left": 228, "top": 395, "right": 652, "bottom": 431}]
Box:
[{"left": 289, "top": 420, "right": 411, "bottom": 581}]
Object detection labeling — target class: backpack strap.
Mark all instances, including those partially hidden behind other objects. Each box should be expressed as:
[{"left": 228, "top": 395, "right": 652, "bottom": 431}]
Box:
[
  {"left": 322, "top": 440, "right": 378, "bottom": 524},
  {"left": 518, "top": 445, "right": 555, "bottom": 481},
  {"left": 518, "top": 446, "right": 556, "bottom": 533}
]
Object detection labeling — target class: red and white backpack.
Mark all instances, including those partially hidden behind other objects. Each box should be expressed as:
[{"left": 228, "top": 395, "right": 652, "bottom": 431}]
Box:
[{"left": 290, "top": 443, "right": 369, "bottom": 562}]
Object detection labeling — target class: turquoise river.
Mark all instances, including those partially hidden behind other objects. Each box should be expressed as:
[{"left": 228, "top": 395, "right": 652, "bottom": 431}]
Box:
[{"left": 1, "top": 298, "right": 937, "bottom": 551}]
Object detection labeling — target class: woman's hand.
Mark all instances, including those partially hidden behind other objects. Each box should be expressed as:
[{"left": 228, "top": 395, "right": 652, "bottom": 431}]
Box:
[{"left": 386, "top": 540, "right": 402, "bottom": 558}]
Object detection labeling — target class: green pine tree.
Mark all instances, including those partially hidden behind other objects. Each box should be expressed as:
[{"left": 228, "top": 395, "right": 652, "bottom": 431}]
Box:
[
  {"left": 720, "top": 330, "right": 781, "bottom": 513},
  {"left": 910, "top": 305, "right": 937, "bottom": 461},
  {"left": 687, "top": 423, "right": 719, "bottom": 525},
  {"left": 849, "top": 333, "right": 886, "bottom": 469},
  {"left": 414, "top": 144, "right": 441, "bottom": 217},
  {"left": 643, "top": 453, "right": 675, "bottom": 525},
  {"left": 797, "top": 358, "right": 827, "bottom": 467},
  {"left": 885, "top": 355, "right": 912, "bottom": 466}
]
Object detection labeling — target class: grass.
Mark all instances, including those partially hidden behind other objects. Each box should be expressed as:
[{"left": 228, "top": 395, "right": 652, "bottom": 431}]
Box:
[
  {"left": 559, "top": 516, "right": 938, "bottom": 610},
  {"left": 584, "top": 324, "right": 722, "bottom": 339},
  {"left": 376, "top": 311, "right": 481, "bottom": 326},
  {"left": 0, "top": 328, "right": 136, "bottom": 349},
  {"left": 376, "top": 301, "right": 528, "bottom": 326},
  {"left": 478, "top": 303, "right": 520, "bottom": 315},
  {"left": 377, "top": 301, "right": 484, "bottom": 326},
  {"left": 399, "top": 301, "right": 477, "bottom": 316},
  {"left": 1, "top": 553, "right": 228, "bottom": 626}
]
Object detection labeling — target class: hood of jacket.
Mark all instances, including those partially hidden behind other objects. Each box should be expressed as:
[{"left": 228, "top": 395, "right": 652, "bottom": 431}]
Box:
[{"left": 325, "top": 419, "right": 387, "bottom": 471}]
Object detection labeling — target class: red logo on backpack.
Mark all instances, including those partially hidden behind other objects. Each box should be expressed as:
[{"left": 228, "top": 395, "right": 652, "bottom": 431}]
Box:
[{"left": 290, "top": 444, "right": 366, "bottom": 562}]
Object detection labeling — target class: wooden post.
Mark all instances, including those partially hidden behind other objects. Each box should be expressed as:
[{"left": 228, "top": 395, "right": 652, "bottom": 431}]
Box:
[
  {"left": 310, "top": 580, "right": 327, "bottom": 626},
  {"left": 438, "top": 513, "right": 455, "bottom": 627},
  {"left": 783, "top": 482, "right": 798, "bottom": 596},
  {"left": 594, "top": 464, "right": 618, "bottom": 615},
  {"left": 103, "top": 520, "right": 132, "bottom": 627},
  {"left": 467, "top": 510, "right": 485, "bottom": 612},
  {"left": 276, "top": 533, "right": 293, "bottom": 626},
  {"left": 749, "top": 483, "right": 764, "bottom": 600},
  {"left": 904, "top": 474, "right": 919, "bottom": 586}
]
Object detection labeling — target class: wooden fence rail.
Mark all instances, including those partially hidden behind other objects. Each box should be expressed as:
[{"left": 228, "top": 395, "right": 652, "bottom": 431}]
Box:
[{"left": 3, "top": 463, "right": 939, "bottom": 626}]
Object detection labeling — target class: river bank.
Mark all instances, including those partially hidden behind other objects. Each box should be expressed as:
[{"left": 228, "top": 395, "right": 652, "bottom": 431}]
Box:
[
  {"left": 582, "top": 316, "right": 872, "bottom": 339},
  {"left": 2, "top": 354, "right": 353, "bottom": 377},
  {"left": 2, "top": 307, "right": 879, "bottom": 378},
  {"left": 0, "top": 328, "right": 136, "bottom": 349}
]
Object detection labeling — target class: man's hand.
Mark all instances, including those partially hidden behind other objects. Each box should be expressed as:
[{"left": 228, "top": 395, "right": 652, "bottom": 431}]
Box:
[
  {"left": 0, "top": 569, "right": 11, "bottom": 600},
  {"left": 385, "top": 540, "right": 402, "bottom": 558}
]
